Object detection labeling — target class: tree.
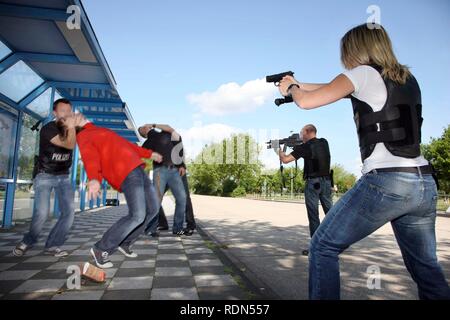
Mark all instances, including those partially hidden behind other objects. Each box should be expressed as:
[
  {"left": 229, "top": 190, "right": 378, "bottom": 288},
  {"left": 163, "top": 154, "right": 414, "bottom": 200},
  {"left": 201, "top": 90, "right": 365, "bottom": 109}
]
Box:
[
  {"left": 331, "top": 164, "right": 357, "bottom": 193},
  {"left": 189, "top": 134, "right": 263, "bottom": 197},
  {"left": 422, "top": 125, "right": 450, "bottom": 193}
]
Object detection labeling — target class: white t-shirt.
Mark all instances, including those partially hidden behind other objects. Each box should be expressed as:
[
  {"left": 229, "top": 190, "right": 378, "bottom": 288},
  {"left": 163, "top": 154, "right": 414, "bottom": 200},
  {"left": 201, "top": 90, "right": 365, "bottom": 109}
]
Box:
[{"left": 342, "top": 65, "right": 428, "bottom": 174}]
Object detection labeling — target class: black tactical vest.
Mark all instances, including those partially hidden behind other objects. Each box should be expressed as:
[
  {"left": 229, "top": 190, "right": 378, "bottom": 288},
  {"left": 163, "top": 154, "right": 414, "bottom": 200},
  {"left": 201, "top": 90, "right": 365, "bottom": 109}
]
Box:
[
  {"left": 304, "top": 138, "right": 331, "bottom": 179},
  {"left": 351, "top": 65, "right": 423, "bottom": 162}
]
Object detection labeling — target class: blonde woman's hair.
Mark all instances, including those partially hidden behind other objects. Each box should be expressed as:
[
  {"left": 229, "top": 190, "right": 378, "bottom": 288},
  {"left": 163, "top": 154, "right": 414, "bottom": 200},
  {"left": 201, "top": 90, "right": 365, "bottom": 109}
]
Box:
[{"left": 340, "top": 24, "right": 411, "bottom": 84}]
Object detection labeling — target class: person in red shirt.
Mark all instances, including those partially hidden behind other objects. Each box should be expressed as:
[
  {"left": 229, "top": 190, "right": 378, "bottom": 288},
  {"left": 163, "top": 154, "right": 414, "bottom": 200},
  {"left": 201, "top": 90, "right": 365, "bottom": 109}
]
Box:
[{"left": 75, "top": 115, "right": 162, "bottom": 268}]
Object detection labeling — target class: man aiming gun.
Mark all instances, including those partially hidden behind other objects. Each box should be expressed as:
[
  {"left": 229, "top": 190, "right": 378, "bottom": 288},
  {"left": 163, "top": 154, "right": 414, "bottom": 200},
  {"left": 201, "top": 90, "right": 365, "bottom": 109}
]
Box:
[{"left": 278, "top": 124, "right": 333, "bottom": 256}]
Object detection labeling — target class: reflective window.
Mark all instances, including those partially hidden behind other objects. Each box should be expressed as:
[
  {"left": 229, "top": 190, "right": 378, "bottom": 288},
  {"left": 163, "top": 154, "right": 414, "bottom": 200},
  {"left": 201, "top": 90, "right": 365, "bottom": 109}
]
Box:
[
  {"left": 26, "top": 87, "right": 52, "bottom": 118},
  {"left": 17, "top": 113, "right": 40, "bottom": 181},
  {"left": 0, "top": 60, "right": 44, "bottom": 102},
  {"left": 0, "top": 40, "right": 12, "bottom": 62},
  {"left": 13, "top": 183, "right": 34, "bottom": 221},
  {"left": 0, "top": 106, "right": 18, "bottom": 179},
  {"left": 0, "top": 182, "right": 5, "bottom": 225},
  {"left": 54, "top": 90, "right": 63, "bottom": 102}
]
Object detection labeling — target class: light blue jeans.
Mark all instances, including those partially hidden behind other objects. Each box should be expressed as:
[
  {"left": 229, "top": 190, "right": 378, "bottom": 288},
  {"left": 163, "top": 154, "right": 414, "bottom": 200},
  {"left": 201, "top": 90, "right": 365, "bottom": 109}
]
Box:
[
  {"left": 147, "top": 166, "right": 186, "bottom": 233},
  {"left": 23, "top": 173, "right": 74, "bottom": 249},
  {"left": 309, "top": 171, "right": 450, "bottom": 300},
  {"left": 95, "top": 166, "right": 159, "bottom": 253}
]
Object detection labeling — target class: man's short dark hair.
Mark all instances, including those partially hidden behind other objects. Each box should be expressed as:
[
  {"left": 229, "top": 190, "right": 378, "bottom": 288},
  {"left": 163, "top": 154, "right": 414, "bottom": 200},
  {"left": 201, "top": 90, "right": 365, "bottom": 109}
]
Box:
[
  {"left": 303, "top": 124, "right": 317, "bottom": 134},
  {"left": 53, "top": 98, "right": 72, "bottom": 111}
]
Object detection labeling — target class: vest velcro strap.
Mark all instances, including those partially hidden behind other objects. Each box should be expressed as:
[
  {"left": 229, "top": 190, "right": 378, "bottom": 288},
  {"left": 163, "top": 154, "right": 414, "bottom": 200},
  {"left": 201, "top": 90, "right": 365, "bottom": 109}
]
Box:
[
  {"left": 359, "top": 106, "right": 401, "bottom": 128},
  {"left": 359, "top": 127, "right": 406, "bottom": 147}
]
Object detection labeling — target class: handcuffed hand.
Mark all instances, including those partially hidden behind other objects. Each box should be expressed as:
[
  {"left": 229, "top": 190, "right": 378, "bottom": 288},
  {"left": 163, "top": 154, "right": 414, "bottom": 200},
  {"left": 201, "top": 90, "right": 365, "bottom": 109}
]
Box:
[
  {"left": 87, "top": 179, "right": 101, "bottom": 201},
  {"left": 151, "top": 152, "right": 163, "bottom": 163}
]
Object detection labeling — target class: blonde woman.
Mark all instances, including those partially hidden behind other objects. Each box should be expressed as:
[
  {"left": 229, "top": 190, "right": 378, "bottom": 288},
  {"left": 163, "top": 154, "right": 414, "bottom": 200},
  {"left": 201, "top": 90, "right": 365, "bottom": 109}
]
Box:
[{"left": 279, "top": 23, "right": 450, "bottom": 300}]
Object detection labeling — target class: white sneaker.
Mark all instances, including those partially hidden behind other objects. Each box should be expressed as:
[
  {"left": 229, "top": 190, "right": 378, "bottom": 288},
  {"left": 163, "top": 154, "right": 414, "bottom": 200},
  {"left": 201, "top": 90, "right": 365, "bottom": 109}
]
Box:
[
  {"left": 118, "top": 246, "right": 138, "bottom": 258},
  {"left": 45, "top": 247, "right": 69, "bottom": 257}
]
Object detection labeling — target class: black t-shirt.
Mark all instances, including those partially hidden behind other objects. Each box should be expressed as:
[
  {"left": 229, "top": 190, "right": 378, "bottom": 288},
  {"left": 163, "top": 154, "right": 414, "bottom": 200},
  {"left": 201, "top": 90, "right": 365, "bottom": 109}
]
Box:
[
  {"left": 142, "top": 129, "right": 185, "bottom": 168},
  {"left": 36, "top": 121, "right": 73, "bottom": 175},
  {"left": 290, "top": 137, "right": 331, "bottom": 179}
]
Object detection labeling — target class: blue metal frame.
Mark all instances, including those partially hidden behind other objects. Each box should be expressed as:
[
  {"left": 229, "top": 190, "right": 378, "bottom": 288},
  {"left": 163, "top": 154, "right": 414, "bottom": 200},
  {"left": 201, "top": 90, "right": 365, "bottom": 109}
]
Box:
[
  {"left": 79, "top": 166, "right": 87, "bottom": 212},
  {"left": 2, "top": 110, "right": 23, "bottom": 228},
  {"left": 0, "top": 3, "right": 69, "bottom": 22}
]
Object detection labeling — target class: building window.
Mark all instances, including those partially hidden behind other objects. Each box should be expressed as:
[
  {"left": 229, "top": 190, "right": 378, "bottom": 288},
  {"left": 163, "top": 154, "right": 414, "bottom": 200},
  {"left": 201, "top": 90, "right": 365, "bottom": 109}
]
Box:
[
  {"left": 17, "top": 113, "right": 40, "bottom": 181},
  {"left": 0, "top": 40, "right": 12, "bottom": 62},
  {"left": 0, "top": 105, "right": 18, "bottom": 179},
  {"left": 0, "top": 60, "right": 44, "bottom": 103}
]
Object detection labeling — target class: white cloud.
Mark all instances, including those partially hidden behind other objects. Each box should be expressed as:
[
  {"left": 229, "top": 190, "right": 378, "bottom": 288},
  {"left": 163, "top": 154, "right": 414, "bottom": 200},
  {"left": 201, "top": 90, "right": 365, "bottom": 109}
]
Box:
[
  {"left": 179, "top": 123, "right": 243, "bottom": 160},
  {"left": 186, "top": 78, "right": 277, "bottom": 116}
]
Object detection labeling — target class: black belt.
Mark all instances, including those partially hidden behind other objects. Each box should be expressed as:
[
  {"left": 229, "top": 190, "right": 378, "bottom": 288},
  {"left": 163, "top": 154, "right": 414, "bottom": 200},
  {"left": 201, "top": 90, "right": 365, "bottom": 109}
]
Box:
[
  {"left": 369, "top": 165, "right": 433, "bottom": 175},
  {"left": 306, "top": 175, "right": 331, "bottom": 180}
]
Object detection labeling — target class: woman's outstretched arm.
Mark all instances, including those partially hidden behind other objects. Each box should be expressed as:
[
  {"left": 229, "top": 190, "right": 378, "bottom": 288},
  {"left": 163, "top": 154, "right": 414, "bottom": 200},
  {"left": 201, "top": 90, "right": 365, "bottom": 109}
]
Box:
[{"left": 279, "top": 74, "right": 355, "bottom": 110}]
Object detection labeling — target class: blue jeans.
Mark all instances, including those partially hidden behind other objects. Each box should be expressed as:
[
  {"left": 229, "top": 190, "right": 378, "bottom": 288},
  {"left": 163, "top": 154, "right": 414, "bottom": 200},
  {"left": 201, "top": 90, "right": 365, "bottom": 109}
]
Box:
[
  {"left": 95, "top": 166, "right": 159, "bottom": 253},
  {"left": 309, "top": 171, "right": 450, "bottom": 300},
  {"left": 305, "top": 176, "right": 333, "bottom": 237},
  {"left": 147, "top": 166, "right": 186, "bottom": 233},
  {"left": 23, "top": 173, "right": 75, "bottom": 249}
]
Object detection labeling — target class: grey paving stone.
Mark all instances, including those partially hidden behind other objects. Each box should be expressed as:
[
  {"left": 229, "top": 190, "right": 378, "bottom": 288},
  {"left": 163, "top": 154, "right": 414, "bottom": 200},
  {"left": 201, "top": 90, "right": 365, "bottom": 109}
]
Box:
[
  {"left": 120, "top": 260, "right": 155, "bottom": 269},
  {"left": 189, "top": 259, "right": 223, "bottom": 267},
  {"left": 23, "top": 256, "right": 60, "bottom": 263},
  {"left": 108, "top": 276, "right": 153, "bottom": 290},
  {"left": 52, "top": 290, "right": 104, "bottom": 300},
  {"left": 155, "top": 267, "right": 192, "bottom": 277},
  {"left": 11, "top": 279, "right": 66, "bottom": 293},
  {"left": 152, "top": 276, "right": 196, "bottom": 288},
  {"left": 150, "top": 287, "right": 199, "bottom": 300},
  {"left": 0, "top": 263, "right": 17, "bottom": 271},
  {"left": 197, "top": 286, "right": 249, "bottom": 300},
  {"left": 0, "top": 270, "right": 40, "bottom": 280},
  {"left": 157, "top": 254, "right": 188, "bottom": 261},
  {"left": 194, "top": 275, "right": 237, "bottom": 287},
  {"left": 185, "top": 248, "right": 214, "bottom": 254},
  {"left": 101, "top": 289, "right": 151, "bottom": 300}
]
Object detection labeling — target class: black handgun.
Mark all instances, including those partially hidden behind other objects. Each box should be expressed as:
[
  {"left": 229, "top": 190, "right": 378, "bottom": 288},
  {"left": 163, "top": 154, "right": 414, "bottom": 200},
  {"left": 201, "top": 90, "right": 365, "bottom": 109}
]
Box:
[{"left": 266, "top": 71, "right": 295, "bottom": 106}]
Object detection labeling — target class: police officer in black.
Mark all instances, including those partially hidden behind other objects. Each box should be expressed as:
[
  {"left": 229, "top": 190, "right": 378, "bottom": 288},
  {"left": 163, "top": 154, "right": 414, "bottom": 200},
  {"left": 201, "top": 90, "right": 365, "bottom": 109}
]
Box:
[
  {"left": 138, "top": 124, "right": 195, "bottom": 236},
  {"left": 14, "top": 99, "right": 80, "bottom": 257},
  {"left": 279, "top": 124, "right": 333, "bottom": 255}
]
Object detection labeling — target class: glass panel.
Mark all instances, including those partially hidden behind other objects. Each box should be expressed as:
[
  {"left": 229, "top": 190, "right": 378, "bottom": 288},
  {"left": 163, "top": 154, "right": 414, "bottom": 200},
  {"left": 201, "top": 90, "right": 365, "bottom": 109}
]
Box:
[
  {"left": 54, "top": 90, "right": 62, "bottom": 101},
  {"left": 26, "top": 87, "right": 51, "bottom": 118},
  {"left": 17, "top": 113, "right": 40, "bottom": 181},
  {"left": 0, "top": 182, "right": 5, "bottom": 225},
  {"left": 13, "top": 183, "right": 34, "bottom": 221},
  {"left": 0, "top": 60, "right": 44, "bottom": 102},
  {"left": 0, "top": 106, "right": 18, "bottom": 179},
  {"left": 0, "top": 40, "right": 12, "bottom": 62}
]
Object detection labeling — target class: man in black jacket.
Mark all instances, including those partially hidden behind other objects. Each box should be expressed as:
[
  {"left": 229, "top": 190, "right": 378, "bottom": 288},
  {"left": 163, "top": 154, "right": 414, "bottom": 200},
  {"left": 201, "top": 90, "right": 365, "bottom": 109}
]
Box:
[{"left": 139, "top": 124, "right": 196, "bottom": 236}]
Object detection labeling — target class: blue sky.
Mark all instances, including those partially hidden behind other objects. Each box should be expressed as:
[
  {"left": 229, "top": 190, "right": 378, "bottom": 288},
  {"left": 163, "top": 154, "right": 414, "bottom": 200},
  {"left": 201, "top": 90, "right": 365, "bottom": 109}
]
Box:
[{"left": 83, "top": 0, "right": 450, "bottom": 175}]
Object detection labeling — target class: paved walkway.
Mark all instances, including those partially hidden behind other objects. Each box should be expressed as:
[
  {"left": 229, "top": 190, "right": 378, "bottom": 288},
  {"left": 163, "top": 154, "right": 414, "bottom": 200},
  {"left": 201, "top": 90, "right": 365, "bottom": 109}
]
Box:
[
  {"left": 0, "top": 199, "right": 257, "bottom": 300},
  {"left": 192, "top": 195, "right": 450, "bottom": 300}
]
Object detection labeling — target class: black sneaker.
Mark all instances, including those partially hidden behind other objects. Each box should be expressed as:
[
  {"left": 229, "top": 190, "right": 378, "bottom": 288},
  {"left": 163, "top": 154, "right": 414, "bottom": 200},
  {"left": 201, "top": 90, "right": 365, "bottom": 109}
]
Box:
[
  {"left": 183, "top": 228, "right": 194, "bottom": 236},
  {"left": 150, "top": 231, "right": 160, "bottom": 238},
  {"left": 302, "top": 249, "right": 309, "bottom": 256},
  {"left": 90, "top": 247, "right": 113, "bottom": 269},
  {"left": 157, "top": 226, "right": 169, "bottom": 231},
  {"left": 173, "top": 230, "right": 185, "bottom": 236}
]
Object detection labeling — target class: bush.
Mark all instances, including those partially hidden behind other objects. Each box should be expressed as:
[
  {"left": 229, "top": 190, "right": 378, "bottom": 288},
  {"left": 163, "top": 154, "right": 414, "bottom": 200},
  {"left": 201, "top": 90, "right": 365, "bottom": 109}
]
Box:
[{"left": 231, "top": 186, "right": 246, "bottom": 197}]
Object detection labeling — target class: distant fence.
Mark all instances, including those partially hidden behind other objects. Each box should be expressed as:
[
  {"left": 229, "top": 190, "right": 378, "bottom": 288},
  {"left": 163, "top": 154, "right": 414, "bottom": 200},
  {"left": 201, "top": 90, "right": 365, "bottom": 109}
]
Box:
[{"left": 245, "top": 192, "right": 450, "bottom": 213}]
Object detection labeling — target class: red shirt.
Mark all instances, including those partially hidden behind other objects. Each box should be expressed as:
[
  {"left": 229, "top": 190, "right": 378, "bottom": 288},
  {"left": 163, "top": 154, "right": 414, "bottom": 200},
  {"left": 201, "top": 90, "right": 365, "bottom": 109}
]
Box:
[{"left": 77, "top": 123, "right": 152, "bottom": 191}]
